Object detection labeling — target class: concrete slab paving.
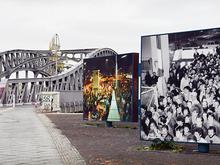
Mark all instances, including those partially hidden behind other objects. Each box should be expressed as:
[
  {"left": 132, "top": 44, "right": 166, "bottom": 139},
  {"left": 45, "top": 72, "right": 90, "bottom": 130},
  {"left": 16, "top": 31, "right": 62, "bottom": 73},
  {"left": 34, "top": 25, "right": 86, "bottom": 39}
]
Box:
[{"left": 0, "top": 106, "right": 63, "bottom": 165}]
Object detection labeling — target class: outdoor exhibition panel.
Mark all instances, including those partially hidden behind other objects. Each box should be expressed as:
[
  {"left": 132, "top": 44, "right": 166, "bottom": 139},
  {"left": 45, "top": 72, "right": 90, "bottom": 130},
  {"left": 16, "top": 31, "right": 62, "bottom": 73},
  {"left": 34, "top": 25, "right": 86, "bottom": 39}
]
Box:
[
  {"left": 83, "top": 53, "right": 138, "bottom": 122},
  {"left": 140, "top": 27, "right": 220, "bottom": 144}
]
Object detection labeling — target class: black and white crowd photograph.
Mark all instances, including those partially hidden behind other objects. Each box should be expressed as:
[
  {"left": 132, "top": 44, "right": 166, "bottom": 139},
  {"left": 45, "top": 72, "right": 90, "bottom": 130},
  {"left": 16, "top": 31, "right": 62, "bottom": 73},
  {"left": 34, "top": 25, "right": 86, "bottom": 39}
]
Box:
[{"left": 141, "top": 28, "right": 220, "bottom": 144}]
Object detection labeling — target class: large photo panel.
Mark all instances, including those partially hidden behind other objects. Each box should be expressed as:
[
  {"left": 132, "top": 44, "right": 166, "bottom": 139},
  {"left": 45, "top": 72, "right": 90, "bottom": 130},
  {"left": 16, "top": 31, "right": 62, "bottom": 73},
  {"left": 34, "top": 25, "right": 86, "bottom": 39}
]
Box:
[
  {"left": 141, "top": 28, "right": 220, "bottom": 144},
  {"left": 83, "top": 53, "right": 138, "bottom": 122}
]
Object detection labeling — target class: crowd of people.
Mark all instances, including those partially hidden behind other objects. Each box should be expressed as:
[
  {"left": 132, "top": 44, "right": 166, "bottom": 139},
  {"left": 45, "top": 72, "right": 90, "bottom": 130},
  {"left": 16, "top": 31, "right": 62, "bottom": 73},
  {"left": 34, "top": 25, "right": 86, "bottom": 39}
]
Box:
[
  {"left": 141, "top": 46, "right": 220, "bottom": 143},
  {"left": 84, "top": 73, "right": 133, "bottom": 121}
]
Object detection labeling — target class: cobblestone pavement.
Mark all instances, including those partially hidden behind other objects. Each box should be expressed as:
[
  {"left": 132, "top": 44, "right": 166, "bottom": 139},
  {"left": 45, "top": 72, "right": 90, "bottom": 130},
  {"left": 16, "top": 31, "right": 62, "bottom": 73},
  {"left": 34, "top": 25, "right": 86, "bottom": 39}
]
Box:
[
  {"left": 0, "top": 106, "right": 64, "bottom": 165},
  {"left": 38, "top": 113, "right": 86, "bottom": 165}
]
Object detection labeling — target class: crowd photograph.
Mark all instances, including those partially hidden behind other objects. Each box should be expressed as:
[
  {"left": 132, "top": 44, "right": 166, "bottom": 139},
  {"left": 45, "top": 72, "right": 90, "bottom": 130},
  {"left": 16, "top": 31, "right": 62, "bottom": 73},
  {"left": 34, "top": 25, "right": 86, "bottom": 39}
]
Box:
[
  {"left": 83, "top": 54, "right": 136, "bottom": 122},
  {"left": 141, "top": 28, "right": 220, "bottom": 144}
]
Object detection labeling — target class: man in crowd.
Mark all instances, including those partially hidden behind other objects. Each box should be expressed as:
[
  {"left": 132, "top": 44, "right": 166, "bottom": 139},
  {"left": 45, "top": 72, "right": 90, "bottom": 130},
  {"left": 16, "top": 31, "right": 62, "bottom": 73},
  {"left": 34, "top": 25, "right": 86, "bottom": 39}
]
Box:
[{"left": 205, "top": 126, "right": 220, "bottom": 143}]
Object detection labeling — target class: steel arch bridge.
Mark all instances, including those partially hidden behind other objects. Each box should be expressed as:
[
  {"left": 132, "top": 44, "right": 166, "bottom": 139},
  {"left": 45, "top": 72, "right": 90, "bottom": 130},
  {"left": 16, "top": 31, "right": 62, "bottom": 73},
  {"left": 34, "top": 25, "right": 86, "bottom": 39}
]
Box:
[{"left": 0, "top": 48, "right": 118, "bottom": 107}]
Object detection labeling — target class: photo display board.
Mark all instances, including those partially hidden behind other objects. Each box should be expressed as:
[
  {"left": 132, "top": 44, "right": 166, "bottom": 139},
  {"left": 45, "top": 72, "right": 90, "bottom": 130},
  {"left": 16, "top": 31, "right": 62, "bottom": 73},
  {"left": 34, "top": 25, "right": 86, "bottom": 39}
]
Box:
[
  {"left": 140, "top": 28, "right": 220, "bottom": 144},
  {"left": 83, "top": 53, "right": 138, "bottom": 122},
  {"left": 39, "top": 92, "right": 60, "bottom": 112}
]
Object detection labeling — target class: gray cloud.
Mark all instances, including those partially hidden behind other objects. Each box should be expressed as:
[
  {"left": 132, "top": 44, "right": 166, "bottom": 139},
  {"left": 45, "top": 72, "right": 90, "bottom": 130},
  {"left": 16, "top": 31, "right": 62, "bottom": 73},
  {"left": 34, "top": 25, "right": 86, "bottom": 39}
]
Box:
[{"left": 0, "top": 0, "right": 220, "bottom": 53}]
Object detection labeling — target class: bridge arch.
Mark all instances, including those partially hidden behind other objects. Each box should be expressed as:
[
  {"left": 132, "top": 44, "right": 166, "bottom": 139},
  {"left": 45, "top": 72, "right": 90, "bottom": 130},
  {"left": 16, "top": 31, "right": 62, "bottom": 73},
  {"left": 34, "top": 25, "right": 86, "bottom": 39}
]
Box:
[{"left": 0, "top": 48, "right": 118, "bottom": 105}]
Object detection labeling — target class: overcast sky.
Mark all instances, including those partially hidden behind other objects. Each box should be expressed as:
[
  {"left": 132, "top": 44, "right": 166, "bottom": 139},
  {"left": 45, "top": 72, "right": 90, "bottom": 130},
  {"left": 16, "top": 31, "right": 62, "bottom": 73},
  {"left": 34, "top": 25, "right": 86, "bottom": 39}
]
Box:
[{"left": 0, "top": 0, "right": 220, "bottom": 54}]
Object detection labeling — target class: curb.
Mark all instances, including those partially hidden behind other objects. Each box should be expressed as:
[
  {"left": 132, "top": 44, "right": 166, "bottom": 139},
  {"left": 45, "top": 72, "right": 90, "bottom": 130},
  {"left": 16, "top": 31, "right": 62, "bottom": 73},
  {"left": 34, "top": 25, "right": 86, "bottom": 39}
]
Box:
[{"left": 38, "top": 113, "right": 87, "bottom": 165}]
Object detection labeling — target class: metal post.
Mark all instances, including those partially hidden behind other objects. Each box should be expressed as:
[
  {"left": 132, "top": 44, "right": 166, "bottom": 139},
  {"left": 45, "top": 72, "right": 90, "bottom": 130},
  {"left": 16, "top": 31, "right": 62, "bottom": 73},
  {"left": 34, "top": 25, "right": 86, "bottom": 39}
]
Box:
[
  {"left": 25, "top": 70, "right": 28, "bottom": 78},
  {"left": 198, "top": 143, "right": 209, "bottom": 153},
  {"left": 16, "top": 72, "right": 19, "bottom": 79},
  {"left": 50, "top": 79, "right": 53, "bottom": 92},
  {"left": 13, "top": 93, "right": 15, "bottom": 108}
]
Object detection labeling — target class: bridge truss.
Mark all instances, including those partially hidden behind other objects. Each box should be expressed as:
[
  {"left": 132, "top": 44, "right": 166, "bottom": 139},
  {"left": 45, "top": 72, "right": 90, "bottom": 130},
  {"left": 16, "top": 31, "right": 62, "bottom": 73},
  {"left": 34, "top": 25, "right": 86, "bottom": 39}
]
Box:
[{"left": 0, "top": 48, "right": 118, "bottom": 107}]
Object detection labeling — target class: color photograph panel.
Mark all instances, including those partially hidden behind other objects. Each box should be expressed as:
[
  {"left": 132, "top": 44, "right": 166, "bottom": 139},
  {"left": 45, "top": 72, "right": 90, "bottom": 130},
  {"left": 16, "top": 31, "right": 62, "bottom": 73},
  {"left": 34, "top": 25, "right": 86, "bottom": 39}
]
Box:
[
  {"left": 83, "top": 54, "right": 133, "bottom": 122},
  {"left": 141, "top": 28, "right": 220, "bottom": 144}
]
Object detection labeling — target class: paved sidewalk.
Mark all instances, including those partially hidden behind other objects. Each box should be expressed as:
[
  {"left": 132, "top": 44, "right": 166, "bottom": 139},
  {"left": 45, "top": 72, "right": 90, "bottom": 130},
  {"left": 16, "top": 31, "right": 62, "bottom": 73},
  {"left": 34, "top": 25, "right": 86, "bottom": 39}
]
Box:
[{"left": 0, "top": 106, "right": 63, "bottom": 164}]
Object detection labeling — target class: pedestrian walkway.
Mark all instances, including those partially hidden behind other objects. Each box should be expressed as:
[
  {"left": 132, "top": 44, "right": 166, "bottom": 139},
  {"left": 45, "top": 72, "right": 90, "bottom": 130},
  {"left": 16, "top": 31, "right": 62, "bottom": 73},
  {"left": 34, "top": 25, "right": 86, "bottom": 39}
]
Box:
[{"left": 0, "top": 105, "right": 63, "bottom": 165}]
